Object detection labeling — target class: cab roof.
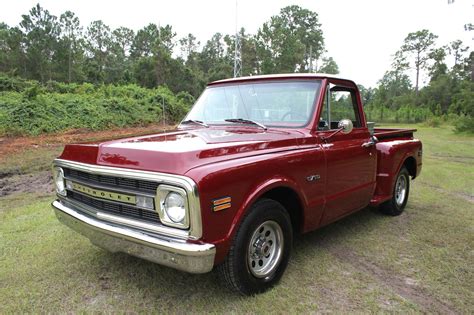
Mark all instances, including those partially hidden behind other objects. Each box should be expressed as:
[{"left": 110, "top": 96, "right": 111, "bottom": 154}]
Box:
[{"left": 208, "top": 73, "right": 354, "bottom": 86}]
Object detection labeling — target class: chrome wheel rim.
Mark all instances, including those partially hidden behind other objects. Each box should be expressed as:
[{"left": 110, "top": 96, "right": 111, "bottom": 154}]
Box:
[
  {"left": 395, "top": 175, "right": 407, "bottom": 206},
  {"left": 247, "top": 220, "right": 284, "bottom": 278}
]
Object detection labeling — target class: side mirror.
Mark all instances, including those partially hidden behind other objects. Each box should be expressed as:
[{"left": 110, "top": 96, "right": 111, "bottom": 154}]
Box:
[
  {"left": 338, "top": 119, "right": 353, "bottom": 134},
  {"left": 321, "top": 119, "right": 354, "bottom": 142}
]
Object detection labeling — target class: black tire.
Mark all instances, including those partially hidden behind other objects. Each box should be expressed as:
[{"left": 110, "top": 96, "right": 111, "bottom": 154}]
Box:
[
  {"left": 217, "top": 198, "right": 293, "bottom": 295},
  {"left": 380, "top": 166, "right": 410, "bottom": 216}
]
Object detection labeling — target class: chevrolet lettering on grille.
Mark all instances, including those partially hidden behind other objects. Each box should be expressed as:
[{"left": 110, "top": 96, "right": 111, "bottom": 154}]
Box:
[{"left": 71, "top": 182, "right": 136, "bottom": 204}]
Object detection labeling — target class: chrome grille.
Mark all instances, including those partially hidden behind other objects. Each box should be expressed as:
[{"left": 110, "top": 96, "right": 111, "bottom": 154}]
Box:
[
  {"left": 67, "top": 191, "right": 160, "bottom": 223},
  {"left": 62, "top": 167, "right": 161, "bottom": 224},
  {"left": 64, "top": 168, "right": 159, "bottom": 193}
]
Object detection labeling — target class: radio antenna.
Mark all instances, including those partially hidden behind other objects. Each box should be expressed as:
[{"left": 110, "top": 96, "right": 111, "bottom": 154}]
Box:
[{"left": 233, "top": 0, "right": 242, "bottom": 77}]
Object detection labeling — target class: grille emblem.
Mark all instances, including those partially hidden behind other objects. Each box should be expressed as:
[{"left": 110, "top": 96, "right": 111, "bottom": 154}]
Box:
[{"left": 71, "top": 182, "right": 136, "bottom": 204}]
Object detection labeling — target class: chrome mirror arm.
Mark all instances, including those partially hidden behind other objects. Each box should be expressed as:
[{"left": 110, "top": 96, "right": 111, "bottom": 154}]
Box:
[
  {"left": 321, "top": 119, "right": 353, "bottom": 143},
  {"left": 321, "top": 127, "right": 343, "bottom": 143}
]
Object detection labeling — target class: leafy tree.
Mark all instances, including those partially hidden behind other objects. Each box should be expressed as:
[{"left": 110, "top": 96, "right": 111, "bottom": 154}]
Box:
[
  {"left": 198, "top": 32, "right": 232, "bottom": 80},
  {"left": 112, "top": 27, "right": 134, "bottom": 56},
  {"left": 427, "top": 47, "right": 447, "bottom": 80},
  {"left": 450, "top": 80, "right": 474, "bottom": 116},
  {"left": 400, "top": 29, "right": 437, "bottom": 94},
  {"left": 419, "top": 74, "right": 454, "bottom": 114},
  {"left": 130, "top": 24, "right": 159, "bottom": 58},
  {"left": 129, "top": 23, "right": 178, "bottom": 87},
  {"left": 0, "top": 23, "right": 26, "bottom": 76},
  {"left": 156, "top": 24, "right": 176, "bottom": 54},
  {"left": 107, "top": 27, "right": 134, "bottom": 83},
  {"left": 20, "top": 4, "right": 60, "bottom": 82},
  {"left": 466, "top": 51, "right": 474, "bottom": 81},
  {"left": 84, "top": 20, "right": 111, "bottom": 82},
  {"left": 449, "top": 40, "right": 469, "bottom": 66},
  {"left": 448, "top": 40, "right": 469, "bottom": 78},
  {"left": 256, "top": 5, "right": 324, "bottom": 73},
  {"left": 358, "top": 84, "right": 375, "bottom": 106},
  {"left": 179, "top": 33, "right": 199, "bottom": 62},
  {"left": 318, "top": 57, "right": 339, "bottom": 74},
  {"left": 59, "top": 11, "right": 83, "bottom": 82}
]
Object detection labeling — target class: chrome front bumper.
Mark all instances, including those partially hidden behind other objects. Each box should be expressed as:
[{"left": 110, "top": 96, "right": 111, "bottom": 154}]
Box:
[{"left": 52, "top": 200, "right": 216, "bottom": 274}]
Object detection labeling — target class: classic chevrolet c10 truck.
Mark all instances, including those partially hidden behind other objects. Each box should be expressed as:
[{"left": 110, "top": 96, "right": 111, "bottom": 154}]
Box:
[{"left": 52, "top": 74, "right": 422, "bottom": 295}]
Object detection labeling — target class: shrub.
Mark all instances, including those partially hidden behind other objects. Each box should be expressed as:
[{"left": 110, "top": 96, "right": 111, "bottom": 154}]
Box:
[
  {"left": 0, "top": 78, "right": 194, "bottom": 136},
  {"left": 454, "top": 115, "right": 474, "bottom": 134},
  {"left": 423, "top": 116, "right": 442, "bottom": 128}
]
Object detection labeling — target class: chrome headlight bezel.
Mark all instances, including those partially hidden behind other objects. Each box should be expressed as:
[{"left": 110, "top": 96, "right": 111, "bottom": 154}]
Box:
[
  {"left": 52, "top": 166, "right": 67, "bottom": 196},
  {"left": 156, "top": 185, "right": 189, "bottom": 229}
]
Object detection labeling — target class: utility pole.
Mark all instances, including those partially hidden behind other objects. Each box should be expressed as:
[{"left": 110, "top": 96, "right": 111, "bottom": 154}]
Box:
[
  {"left": 309, "top": 46, "right": 313, "bottom": 73},
  {"left": 233, "top": 0, "right": 242, "bottom": 77},
  {"left": 156, "top": 22, "right": 162, "bottom": 85}
]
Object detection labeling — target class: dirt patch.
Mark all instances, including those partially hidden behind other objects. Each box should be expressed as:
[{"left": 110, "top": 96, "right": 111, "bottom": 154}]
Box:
[
  {"left": 0, "top": 169, "right": 22, "bottom": 179},
  {"left": 430, "top": 155, "right": 473, "bottom": 165},
  {"left": 0, "top": 171, "right": 54, "bottom": 197},
  {"left": 322, "top": 243, "right": 457, "bottom": 314},
  {"left": 0, "top": 124, "right": 174, "bottom": 162}
]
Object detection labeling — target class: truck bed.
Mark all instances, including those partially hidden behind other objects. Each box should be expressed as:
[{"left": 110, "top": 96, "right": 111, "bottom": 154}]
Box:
[{"left": 374, "top": 128, "right": 417, "bottom": 140}]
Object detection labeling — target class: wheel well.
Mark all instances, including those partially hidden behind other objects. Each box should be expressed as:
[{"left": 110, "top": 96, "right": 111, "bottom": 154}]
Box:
[
  {"left": 261, "top": 187, "right": 304, "bottom": 234},
  {"left": 404, "top": 156, "right": 417, "bottom": 178}
]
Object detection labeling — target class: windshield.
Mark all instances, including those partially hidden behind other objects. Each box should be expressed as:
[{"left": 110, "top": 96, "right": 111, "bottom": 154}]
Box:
[{"left": 182, "top": 80, "right": 321, "bottom": 128}]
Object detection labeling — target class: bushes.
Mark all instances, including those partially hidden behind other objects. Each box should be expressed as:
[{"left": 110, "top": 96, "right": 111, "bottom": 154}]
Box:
[
  {"left": 364, "top": 105, "right": 432, "bottom": 124},
  {"left": 0, "top": 79, "right": 194, "bottom": 136},
  {"left": 454, "top": 115, "right": 474, "bottom": 134},
  {"left": 423, "top": 116, "right": 443, "bottom": 127}
]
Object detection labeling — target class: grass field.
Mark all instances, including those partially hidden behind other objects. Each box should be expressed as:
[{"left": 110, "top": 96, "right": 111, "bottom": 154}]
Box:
[{"left": 0, "top": 124, "right": 473, "bottom": 313}]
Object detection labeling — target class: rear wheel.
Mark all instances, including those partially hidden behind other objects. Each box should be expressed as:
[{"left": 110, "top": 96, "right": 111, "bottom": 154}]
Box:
[
  {"left": 380, "top": 166, "right": 410, "bottom": 216},
  {"left": 218, "top": 198, "right": 292, "bottom": 295}
]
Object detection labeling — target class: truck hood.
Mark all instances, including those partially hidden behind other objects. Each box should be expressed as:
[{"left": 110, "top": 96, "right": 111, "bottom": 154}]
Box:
[{"left": 59, "top": 127, "right": 303, "bottom": 175}]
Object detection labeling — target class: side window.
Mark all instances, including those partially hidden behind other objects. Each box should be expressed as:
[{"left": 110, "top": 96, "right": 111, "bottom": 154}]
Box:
[{"left": 319, "top": 85, "right": 361, "bottom": 130}]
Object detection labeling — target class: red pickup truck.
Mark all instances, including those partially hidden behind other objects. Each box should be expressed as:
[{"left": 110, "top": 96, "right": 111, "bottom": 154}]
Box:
[{"left": 52, "top": 74, "right": 422, "bottom": 295}]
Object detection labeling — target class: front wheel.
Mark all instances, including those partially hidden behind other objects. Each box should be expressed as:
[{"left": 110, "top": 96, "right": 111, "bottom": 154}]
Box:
[
  {"left": 217, "top": 198, "right": 292, "bottom": 295},
  {"left": 380, "top": 166, "right": 410, "bottom": 216}
]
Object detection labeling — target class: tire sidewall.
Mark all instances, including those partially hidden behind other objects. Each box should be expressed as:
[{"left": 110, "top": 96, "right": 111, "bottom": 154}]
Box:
[
  {"left": 232, "top": 199, "right": 292, "bottom": 294},
  {"left": 393, "top": 167, "right": 410, "bottom": 213}
]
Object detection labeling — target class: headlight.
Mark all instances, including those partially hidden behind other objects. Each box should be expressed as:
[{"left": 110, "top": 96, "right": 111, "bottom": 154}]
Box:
[
  {"left": 156, "top": 185, "right": 189, "bottom": 229},
  {"left": 164, "top": 192, "right": 186, "bottom": 223},
  {"left": 52, "top": 166, "right": 67, "bottom": 196}
]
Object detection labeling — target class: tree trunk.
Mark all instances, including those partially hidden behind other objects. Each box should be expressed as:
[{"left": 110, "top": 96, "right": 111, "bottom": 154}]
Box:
[
  {"left": 415, "top": 51, "right": 420, "bottom": 96},
  {"left": 68, "top": 41, "right": 72, "bottom": 83},
  {"left": 415, "top": 66, "right": 420, "bottom": 95},
  {"left": 471, "top": 59, "right": 474, "bottom": 81}
]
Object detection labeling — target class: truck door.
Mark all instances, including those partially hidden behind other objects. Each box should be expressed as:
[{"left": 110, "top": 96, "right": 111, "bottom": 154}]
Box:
[{"left": 318, "top": 83, "right": 377, "bottom": 225}]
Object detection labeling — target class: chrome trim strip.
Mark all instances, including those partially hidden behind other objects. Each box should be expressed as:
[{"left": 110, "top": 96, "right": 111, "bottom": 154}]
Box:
[
  {"left": 60, "top": 197, "right": 189, "bottom": 239},
  {"left": 52, "top": 200, "right": 215, "bottom": 274},
  {"left": 54, "top": 159, "right": 203, "bottom": 239}
]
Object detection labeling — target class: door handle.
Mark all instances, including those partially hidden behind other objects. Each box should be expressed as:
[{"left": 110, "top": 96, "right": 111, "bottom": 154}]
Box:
[{"left": 361, "top": 136, "right": 378, "bottom": 148}]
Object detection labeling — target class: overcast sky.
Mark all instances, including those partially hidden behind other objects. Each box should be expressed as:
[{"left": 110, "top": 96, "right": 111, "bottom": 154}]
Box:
[{"left": 0, "top": 0, "right": 472, "bottom": 87}]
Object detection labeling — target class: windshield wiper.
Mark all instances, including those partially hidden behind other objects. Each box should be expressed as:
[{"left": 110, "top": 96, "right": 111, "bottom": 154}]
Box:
[
  {"left": 224, "top": 118, "right": 267, "bottom": 130},
  {"left": 180, "top": 119, "right": 209, "bottom": 128}
]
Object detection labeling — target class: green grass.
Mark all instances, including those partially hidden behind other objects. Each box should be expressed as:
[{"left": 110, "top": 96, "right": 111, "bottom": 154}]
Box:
[
  {"left": 0, "top": 146, "right": 63, "bottom": 177},
  {"left": 1, "top": 124, "right": 473, "bottom": 313}
]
